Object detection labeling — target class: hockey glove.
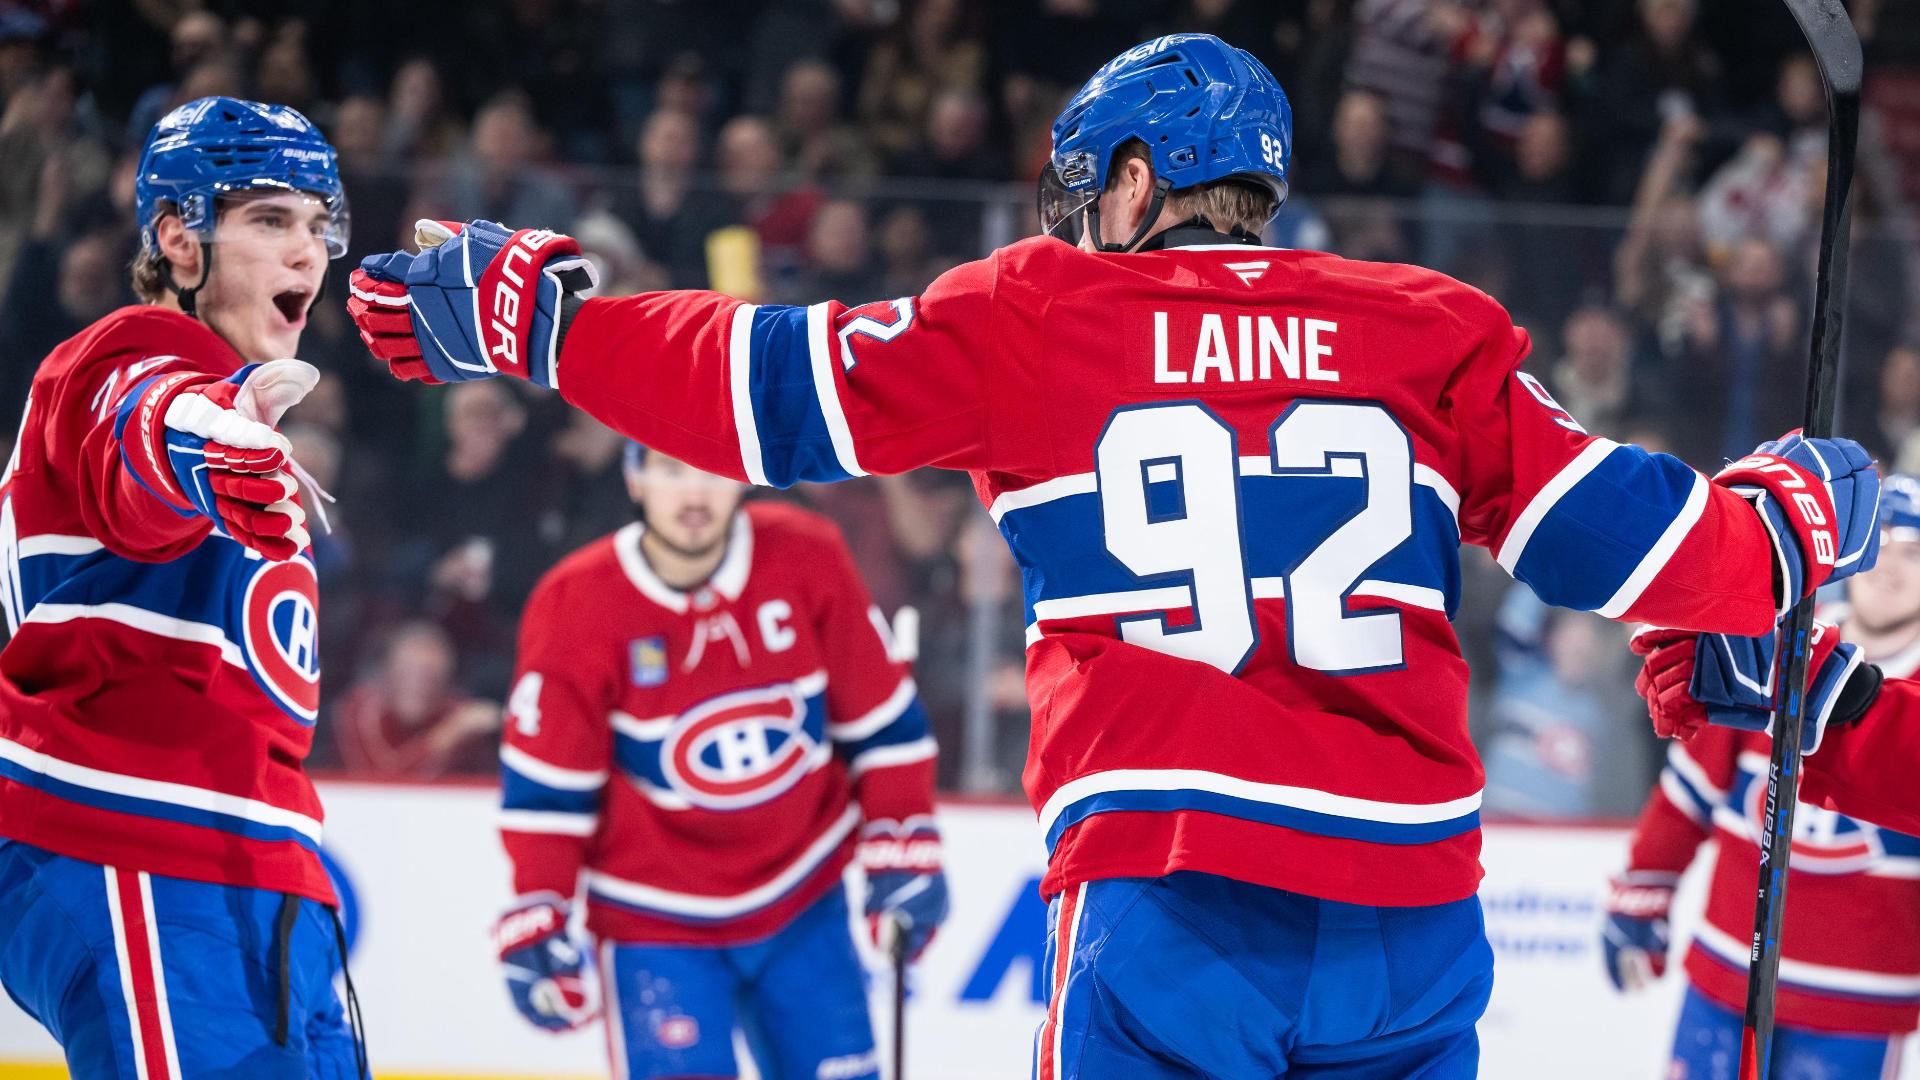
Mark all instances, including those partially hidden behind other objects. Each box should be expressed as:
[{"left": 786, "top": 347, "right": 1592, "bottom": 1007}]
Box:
[
  {"left": 859, "top": 820, "right": 949, "bottom": 962},
  {"left": 1630, "top": 622, "right": 1882, "bottom": 753},
  {"left": 1601, "top": 872, "right": 1675, "bottom": 993},
  {"left": 115, "top": 359, "right": 318, "bottom": 561},
  {"left": 348, "top": 219, "right": 598, "bottom": 387},
  {"left": 1714, "top": 433, "right": 1881, "bottom": 610},
  {"left": 495, "top": 896, "right": 596, "bottom": 1032}
]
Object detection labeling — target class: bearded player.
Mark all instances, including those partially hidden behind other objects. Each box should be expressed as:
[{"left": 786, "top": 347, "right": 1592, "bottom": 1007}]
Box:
[
  {"left": 349, "top": 34, "right": 1879, "bottom": 1078},
  {"left": 491, "top": 444, "right": 946, "bottom": 1080},
  {"left": 1606, "top": 477, "right": 1920, "bottom": 1079},
  {"left": 0, "top": 98, "right": 361, "bottom": 1077}
]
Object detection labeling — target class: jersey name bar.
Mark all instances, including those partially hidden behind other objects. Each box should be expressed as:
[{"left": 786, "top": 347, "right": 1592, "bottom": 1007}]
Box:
[{"left": 1152, "top": 310, "right": 1340, "bottom": 386}]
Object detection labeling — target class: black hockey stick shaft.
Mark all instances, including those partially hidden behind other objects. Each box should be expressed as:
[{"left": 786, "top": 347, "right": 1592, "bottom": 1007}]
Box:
[
  {"left": 1742, "top": 3, "right": 1862, "bottom": 1077},
  {"left": 890, "top": 913, "right": 910, "bottom": 1080}
]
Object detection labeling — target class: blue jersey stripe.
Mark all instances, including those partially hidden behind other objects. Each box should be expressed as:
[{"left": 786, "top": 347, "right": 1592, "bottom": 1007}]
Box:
[
  {"left": 744, "top": 306, "right": 855, "bottom": 488},
  {"left": 614, "top": 691, "right": 832, "bottom": 790},
  {"left": 833, "top": 697, "right": 932, "bottom": 762},
  {"left": 500, "top": 765, "right": 601, "bottom": 816},
  {"left": 0, "top": 756, "right": 319, "bottom": 850},
  {"left": 1042, "top": 788, "right": 1481, "bottom": 852},
  {"left": 1512, "top": 445, "right": 1699, "bottom": 612},
  {"left": 998, "top": 476, "right": 1460, "bottom": 626}
]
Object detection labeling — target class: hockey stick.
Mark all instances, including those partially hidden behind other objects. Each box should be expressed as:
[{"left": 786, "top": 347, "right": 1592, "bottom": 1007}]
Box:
[
  {"left": 1741, "top": 3, "right": 1862, "bottom": 1077},
  {"left": 888, "top": 912, "right": 911, "bottom": 1080}
]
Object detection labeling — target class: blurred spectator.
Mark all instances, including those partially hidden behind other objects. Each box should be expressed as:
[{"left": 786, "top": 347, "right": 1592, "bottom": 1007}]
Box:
[
  {"left": 876, "top": 204, "right": 949, "bottom": 297},
  {"left": 1669, "top": 236, "right": 1804, "bottom": 463},
  {"left": 1443, "top": 0, "right": 1567, "bottom": 191},
  {"left": 1298, "top": 89, "right": 1421, "bottom": 199},
  {"left": 1697, "top": 131, "right": 1818, "bottom": 258},
  {"left": 1, "top": 226, "right": 126, "bottom": 417},
  {"left": 441, "top": 90, "right": 579, "bottom": 230},
  {"left": 332, "top": 621, "right": 501, "bottom": 779},
  {"left": 717, "top": 113, "right": 823, "bottom": 268},
  {"left": 776, "top": 59, "right": 878, "bottom": 180},
  {"left": 608, "top": 107, "right": 726, "bottom": 288},
  {"left": 780, "top": 198, "right": 885, "bottom": 304},
  {"left": 856, "top": 0, "right": 987, "bottom": 158},
  {"left": 891, "top": 89, "right": 1004, "bottom": 257},
  {"left": 547, "top": 411, "right": 631, "bottom": 553},
  {"left": 382, "top": 57, "right": 464, "bottom": 163},
  {"left": 573, "top": 209, "right": 669, "bottom": 296},
  {"left": 1581, "top": 0, "right": 1725, "bottom": 204},
  {"left": 1344, "top": 0, "right": 1459, "bottom": 173},
  {"left": 253, "top": 23, "right": 317, "bottom": 116},
  {"left": 1546, "top": 306, "right": 1653, "bottom": 437},
  {"left": 1876, "top": 345, "right": 1920, "bottom": 468},
  {"left": 124, "top": 11, "right": 226, "bottom": 146},
  {"left": 0, "top": 63, "right": 111, "bottom": 288}
]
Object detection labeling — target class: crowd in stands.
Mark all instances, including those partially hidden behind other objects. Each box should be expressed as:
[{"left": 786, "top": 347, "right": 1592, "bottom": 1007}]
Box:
[{"left": 2, "top": 0, "right": 1918, "bottom": 809}]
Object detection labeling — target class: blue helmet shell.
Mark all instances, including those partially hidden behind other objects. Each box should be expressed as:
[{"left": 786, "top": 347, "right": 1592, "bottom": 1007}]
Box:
[
  {"left": 136, "top": 96, "right": 348, "bottom": 258},
  {"left": 1883, "top": 474, "right": 1920, "bottom": 543},
  {"left": 1048, "top": 33, "right": 1292, "bottom": 209}
]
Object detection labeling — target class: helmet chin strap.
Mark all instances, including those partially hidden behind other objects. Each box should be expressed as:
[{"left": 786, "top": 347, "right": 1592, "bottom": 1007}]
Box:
[
  {"left": 162, "top": 241, "right": 215, "bottom": 319},
  {"left": 1084, "top": 176, "right": 1175, "bottom": 254}
]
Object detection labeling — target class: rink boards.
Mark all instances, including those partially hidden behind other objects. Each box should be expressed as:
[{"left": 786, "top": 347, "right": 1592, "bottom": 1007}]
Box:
[{"left": 0, "top": 779, "right": 1797, "bottom": 1078}]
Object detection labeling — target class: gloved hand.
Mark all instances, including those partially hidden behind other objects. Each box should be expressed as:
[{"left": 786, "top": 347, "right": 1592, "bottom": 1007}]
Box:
[
  {"left": 1713, "top": 433, "right": 1881, "bottom": 609},
  {"left": 116, "top": 358, "right": 318, "bottom": 560},
  {"left": 1630, "top": 621, "right": 1879, "bottom": 753},
  {"left": 1601, "top": 872, "right": 1675, "bottom": 993},
  {"left": 859, "top": 820, "right": 949, "bottom": 962},
  {"left": 347, "top": 219, "right": 597, "bottom": 387},
  {"left": 495, "top": 897, "right": 595, "bottom": 1032}
]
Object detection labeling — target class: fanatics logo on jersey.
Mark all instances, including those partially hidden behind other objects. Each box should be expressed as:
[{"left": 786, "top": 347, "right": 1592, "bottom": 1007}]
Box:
[
  {"left": 1222, "top": 260, "right": 1270, "bottom": 286},
  {"left": 658, "top": 682, "right": 822, "bottom": 810},
  {"left": 654, "top": 1014, "right": 699, "bottom": 1049},
  {"left": 630, "top": 636, "right": 669, "bottom": 688}
]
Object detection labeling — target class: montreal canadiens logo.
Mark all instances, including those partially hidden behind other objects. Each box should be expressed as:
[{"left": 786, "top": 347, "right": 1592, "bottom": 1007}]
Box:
[
  {"left": 241, "top": 558, "right": 321, "bottom": 723},
  {"left": 658, "top": 684, "right": 820, "bottom": 810},
  {"left": 1742, "top": 779, "right": 1882, "bottom": 875}
]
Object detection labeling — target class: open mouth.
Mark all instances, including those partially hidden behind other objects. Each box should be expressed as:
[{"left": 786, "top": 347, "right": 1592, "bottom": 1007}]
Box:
[{"left": 272, "top": 288, "right": 311, "bottom": 326}]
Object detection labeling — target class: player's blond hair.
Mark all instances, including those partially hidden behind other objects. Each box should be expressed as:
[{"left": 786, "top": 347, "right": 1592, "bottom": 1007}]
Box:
[
  {"left": 1109, "top": 140, "right": 1278, "bottom": 237},
  {"left": 131, "top": 204, "right": 175, "bottom": 303}
]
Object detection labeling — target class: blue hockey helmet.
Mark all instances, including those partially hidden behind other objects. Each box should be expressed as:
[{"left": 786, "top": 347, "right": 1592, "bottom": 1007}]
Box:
[
  {"left": 136, "top": 96, "right": 348, "bottom": 260},
  {"left": 623, "top": 440, "right": 649, "bottom": 473},
  {"left": 1883, "top": 474, "right": 1920, "bottom": 543},
  {"left": 1040, "top": 33, "right": 1292, "bottom": 251}
]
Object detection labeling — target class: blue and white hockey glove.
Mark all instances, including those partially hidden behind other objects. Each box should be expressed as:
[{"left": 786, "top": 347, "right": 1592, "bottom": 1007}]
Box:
[
  {"left": 1601, "top": 872, "right": 1674, "bottom": 993},
  {"left": 1713, "top": 433, "right": 1881, "bottom": 611},
  {"left": 348, "top": 219, "right": 597, "bottom": 387},
  {"left": 116, "top": 359, "right": 319, "bottom": 561},
  {"left": 1631, "top": 622, "right": 1883, "bottom": 753},
  {"left": 859, "top": 820, "right": 949, "bottom": 962},
  {"left": 495, "top": 896, "right": 596, "bottom": 1032}
]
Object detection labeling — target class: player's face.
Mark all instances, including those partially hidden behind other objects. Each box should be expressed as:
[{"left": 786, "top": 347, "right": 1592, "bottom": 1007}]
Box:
[
  {"left": 627, "top": 454, "right": 747, "bottom": 557},
  {"left": 1847, "top": 537, "right": 1920, "bottom": 634},
  {"left": 197, "top": 192, "right": 332, "bottom": 362}
]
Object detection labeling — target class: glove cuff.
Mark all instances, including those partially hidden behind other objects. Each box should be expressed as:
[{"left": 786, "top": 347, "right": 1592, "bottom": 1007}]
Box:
[
  {"left": 1606, "top": 872, "right": 1677, "bottom": 918},
  {"left": 1833, "top": 660, "right": 1884, "bottom": 732},
  {"left": 858, "top": 818, "right": 942, "bottom": 873},
  {"left": 114, "top": 370, "right": 219, "bottom": 513},
  {"left": 1714, "top": 452, "right": 1839, "bottom": 605},
  {"left": 495, "top": 895, "right": 571, "bottom": 958}
]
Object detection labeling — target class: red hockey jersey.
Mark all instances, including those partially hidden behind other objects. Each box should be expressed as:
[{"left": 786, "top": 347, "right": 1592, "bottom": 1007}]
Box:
[
  {"left": 0, "top": 307, "right": 330, "bottom": 902},
  {"left": 1623, "top": 634, "right": 1920, "bottom": 1034},
  {"left": 498, "top": 502, "right": 936, "bottom": 944},
  {"left": 551, "top": 235, "right": 1784, "bottom": 908}
]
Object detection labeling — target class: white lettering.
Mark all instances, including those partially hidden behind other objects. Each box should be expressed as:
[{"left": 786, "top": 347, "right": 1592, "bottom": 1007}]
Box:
[
  {"left": 1236, "top": 315, "right": 1253, "bottom": 382},
  {"left": 1259, "top": 316, "right": 1298, "bottom": 380},
  {"left": 1305, "top": 319, "right": 1340, "bottom": 382},
  {"left": 758, "top": 599, "right": 796, "bottom": 653},
  {"left": 1193, "top": 314, "right": 1232, "bottom": 383},
  {"left": 1153, "top": 312, "right": 1185, "bottom": 383}
]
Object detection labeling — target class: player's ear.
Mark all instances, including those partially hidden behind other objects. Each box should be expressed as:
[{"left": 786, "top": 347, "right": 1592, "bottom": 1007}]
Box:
[
  {"left": 155, "top": 214, "right": 202, "bottom": 282},
  {"left": 1119, "top": 155, "right": 1156, "bottom": 233}
]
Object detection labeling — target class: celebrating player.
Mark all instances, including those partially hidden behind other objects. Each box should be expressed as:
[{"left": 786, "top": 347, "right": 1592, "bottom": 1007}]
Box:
[
  {"left": 491, "top": 444, "right": 946, "bottom": 1080},
  {"left": 0, "top": 98, "right": 362, "bottom": 1077},
  {"left": 1605, "top": 477, "right": 1920, "bottom": 1080},
  {"left": 348, "top": 33, "right": 1880, "bottom": 1077}
]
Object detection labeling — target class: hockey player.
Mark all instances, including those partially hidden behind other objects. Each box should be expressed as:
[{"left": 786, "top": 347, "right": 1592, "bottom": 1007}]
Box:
[
  {"left": 0, "top": 98, "right": 361, "bottom": 1077},
  {"left": 1605, "top": 477, "right": 1920, "bottom": 1079},
  {"left": 491, "top": 444, "right": 946, "bottom": 1080},
  {"left": 347, "top": 34, "right": 1881, "bottom": 1078}
]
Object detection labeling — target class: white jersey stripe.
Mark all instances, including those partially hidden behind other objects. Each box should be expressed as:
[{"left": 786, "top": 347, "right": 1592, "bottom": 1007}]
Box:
[
  {"left": 500, "top": 745, "right": 608, "bottom": 791},
  {"left": 729, "top": 304, "right": 769, "bottom": 487},
  {"left": 585, "top": 806, "right": 858, "bottom": 919},
  {"left": 1595, "top": 471, "right": 1708, "bottom": 619},
  {"left": 1495, "top": 438, "right": 1620, "bottom": 573},
  {"left": 832, "top": 677, "right": 919, "bottom": 742},
  {"left": 21, "top": 602, "right": 244, "bottom": 669},
  {"left": 807, "top": 303, "right": 867, "bottom": 478},
  {"left": 1693, "top": 920, "right": 1920, "bottom": 997},
  {"left": 1037, "top": 768, "right": 1482, "bottom": 840}
]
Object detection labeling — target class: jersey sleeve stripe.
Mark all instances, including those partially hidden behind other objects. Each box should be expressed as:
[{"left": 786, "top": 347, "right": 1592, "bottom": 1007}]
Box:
[
  {"left": 497, "top": 809, "right": 598, "bottom": 836},
  {"left": 727, "top": 303, "right": 769, "bottom": 486},
  {"left": 501, "top": 767, "right": 601, "bottom": 816},
  {"left": 1413, "top": 464, "right": 1461, "bottom": 520},
  {"left": 846, "top": 734, "right": 938, "bottom": 779},
  {"left": 1692, "top": 921, "right": 1920, "bottom": 1000},
  {"left": 1665, "top": 741, "right": 1728, "bottom": 803},
  {"left": 499, "top": 745, "right": 608, "bottom": 791},
  {"left": 1658, "top": 769, "right": 1713, "bottom": 826},
  {"left": 736, "top": 305, "right": 855, "bottom": 487},
  {"left": 1594, "top": 472, "right": 1708, "bottom": 619},
  {"left": 831, "top": 677, "right": 920, "bottom": 741},
  {"left": 1495, "top": 438, "right": 1618, "bottom": 573},
  {"left": 1505, "top": 443, "right": 1705, "bottom": 612},
  {"left": 806, "top": 303, "right": 867, "bottom": 479},
  {"left": 23, "top": 602, "right": 245, "bottom": 669},
  {"left": 18, "top": 534, "right": 105, "bottom": 558}
]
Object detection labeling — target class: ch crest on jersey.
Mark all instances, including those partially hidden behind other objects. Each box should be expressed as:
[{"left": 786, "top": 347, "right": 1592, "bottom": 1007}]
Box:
[
  {"left": 239, "top": 556, "right": 321, "bottom": 724},
  {"left": 630, "top": 636, "right": 669, "bottom": 687},
  {"left": 657, "top": 683, "right": 820, "bottom": 810},
  {"left": 1741, "top": 776, "right": 1883, "bottom": 875}
]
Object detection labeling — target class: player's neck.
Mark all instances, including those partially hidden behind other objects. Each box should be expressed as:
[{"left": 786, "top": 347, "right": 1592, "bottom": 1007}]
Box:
[{"left": 637, "top": 528, "right": 728, "bottom": 591}]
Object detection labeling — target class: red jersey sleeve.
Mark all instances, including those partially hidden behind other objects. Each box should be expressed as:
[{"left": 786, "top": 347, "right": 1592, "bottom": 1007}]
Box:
[
  {"left": 499, "top": 571, "right": 616, "bottom": 904},
  {"left": 1624, "top": 733, "right": 1737, "bottom": 879},
  {"left": 790, "top": 518, "right": 938, "bottom": 828},
  {"left": 1803, "top": 677, "right": 1920, "bottom": 836},
  {"left": 552, "top": 254, "right": 999, "bottom": 486},
  {"left": 1444, "top": 288, "right": 1779, "bottom": 635}
]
